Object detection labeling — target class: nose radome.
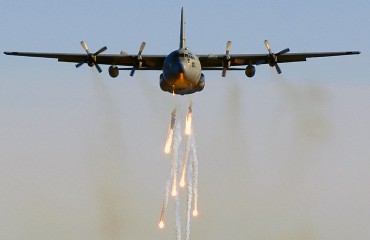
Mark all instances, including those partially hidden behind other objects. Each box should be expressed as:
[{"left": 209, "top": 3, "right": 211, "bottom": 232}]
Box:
[{"left": 178, "top": 61, "right": 186, "bottom": 73}]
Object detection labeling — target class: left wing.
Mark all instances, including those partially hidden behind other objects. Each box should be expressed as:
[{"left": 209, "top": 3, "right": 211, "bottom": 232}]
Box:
[{"left": 4, "top": 51, "right": 166, "bottom": 70}]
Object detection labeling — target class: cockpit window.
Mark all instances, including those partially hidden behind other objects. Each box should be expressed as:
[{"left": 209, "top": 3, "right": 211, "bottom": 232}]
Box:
[
  {"left": 173, "top": 53, "right": 179, "bottom": 61},
  {"left": 179, "top": 53, "right": 195, "bottom": 60}
]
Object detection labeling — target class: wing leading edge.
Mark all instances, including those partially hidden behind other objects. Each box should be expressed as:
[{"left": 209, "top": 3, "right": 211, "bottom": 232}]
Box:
[
  {"left": 198, "top": 51, "right": 361, "bottom": 68},
  {"left": 4, "top": 51, "right": 166, "bottom": 70},
  {"left": 4, "top": 50, "right": 360, "bottom": 72}
]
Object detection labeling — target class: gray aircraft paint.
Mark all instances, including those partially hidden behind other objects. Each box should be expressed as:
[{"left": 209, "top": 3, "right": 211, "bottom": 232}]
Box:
[{"left": 160, "top": 8, "right": 205, "bottom": 95}]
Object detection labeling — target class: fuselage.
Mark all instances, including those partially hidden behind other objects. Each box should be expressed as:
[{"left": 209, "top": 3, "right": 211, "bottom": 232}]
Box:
[
  {"left": 160, "top": 48, "right": 204, "bottom": 95},
  {"left": 158, "top": 8, "right": 205, "bottom": 95}
]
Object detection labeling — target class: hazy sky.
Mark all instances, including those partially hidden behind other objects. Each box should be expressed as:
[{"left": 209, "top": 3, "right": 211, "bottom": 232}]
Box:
[{"left": 1, "top": 1, "right": 370, "bottom": 240}]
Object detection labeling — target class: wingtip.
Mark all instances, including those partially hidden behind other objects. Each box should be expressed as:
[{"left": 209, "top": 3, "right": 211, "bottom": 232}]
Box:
[
  {"left": 4, "top": 51, "right": 20, "bottom": 55},
  {"left": 349, "top": 51, "right": 361, "bottom": 55}
]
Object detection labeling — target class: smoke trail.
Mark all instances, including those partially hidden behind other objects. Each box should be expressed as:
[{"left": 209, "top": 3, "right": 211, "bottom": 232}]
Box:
[
  {"left": 164, "top": 109, "right": 176, "bottom": 154},
  {"left": 180, "top": 135, "right": 191, "bottom": 188},
  {"left": 185, "top": 103, "right": 193, "bottom": 136},
  {"left": 191, "top": 133, "right": 199, "bottom": 217},
  {"left": 159, "top": 102, "right": 199, "bottom": 240},
  {"left": 159, "top": 108, "right": 178, "bottom": 228},
  {"left": 159, "top": 171, "right": 172, "bottom": 229},
  {"left": 158, "top": 152, "right": 176, "bottom": 230},
  {"left": 171, "top": 117, "right": 184, "bottom": 197},
  {"left": 171, "top": 158, "right": 179, "bottom": 197},
  {"left": 164, "top": 129, "right": 174, "bottom": 154},
  {"left": 174, "top": 191, "right": 182, "bottom": 240},
  {"left": 185, "top": 144, "right": 194, "bottom": 240},
  {"left": 180, "top": 103, "right": 193, "bottom": 188},
  {"left": 87, "top": 70, "right": 127, "bottom": 240},
  {"left": 173, "top": 122, "right": 183, "bottom": 240}
]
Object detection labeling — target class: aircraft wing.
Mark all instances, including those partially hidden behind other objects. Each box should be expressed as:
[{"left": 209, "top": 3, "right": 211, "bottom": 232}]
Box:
[
  {"left": 4, "top": 50, "right": 360, "bottom": 71},
  {"left": 198, "top": 51, "right": 360, "bottom": 68},
  {"left": 3, "top": 52, "right": 166, "bottom": 70}
]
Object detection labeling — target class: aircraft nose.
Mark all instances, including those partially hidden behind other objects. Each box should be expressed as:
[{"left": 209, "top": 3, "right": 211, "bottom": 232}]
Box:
[
  {"left": 177, "top": 60, "right": 188, "bottom": 73},
  {"left": 177, "top": 61, "right": 186, "bottom": 73}
]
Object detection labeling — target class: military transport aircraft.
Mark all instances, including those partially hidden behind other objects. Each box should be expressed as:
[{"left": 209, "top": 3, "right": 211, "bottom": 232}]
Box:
[{"left": 4, "top": 8, "right": 360, "bottom": 95}]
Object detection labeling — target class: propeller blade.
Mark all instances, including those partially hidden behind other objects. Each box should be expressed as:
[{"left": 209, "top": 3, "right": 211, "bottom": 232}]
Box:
[
  {"left": 130, "top": 42, "right": 146, "bottom": 76},
  {"left": 95, "top": 64, "right": 102, "bottom": 73},
  {"left": 77, "top": 41, "right": 104, "bottom": 73},
  {"left": 226, "top": 41, "right": 231, "bottom": 57},
  {"left": 221, "top": 41, "right": 232, "bottom": 77},
  {"left": 275, "top": 64, "right": 282, "bottom": 74},
  {"left": 276, "top": 48, "right": 290, "bottom": 56},
  {"left": 138, "top": 42, "right": 146, "bottom": 56},
  {"left": 264, "top": 40, "right": 273, "bottom": 54},
  {"left": 80, "top": 41, "right": 90, "bottom": 54},
  {"left": 94, "top": 46, "right": 107, "bottom": 56},
  {"left": 76, "top": 61, "right": 86, "bottom": 68},
  {"left": 222, "top": 68, "right": 227, "bottom": 77},
  {"left": 130, "top": 68, "right": 136, "bottom": 77},
  {"left": 262, "top": 40, "right": 288, "bottom": 74},
  {"left": 120, "top": 50, "right": 129, "bottom": 56}
]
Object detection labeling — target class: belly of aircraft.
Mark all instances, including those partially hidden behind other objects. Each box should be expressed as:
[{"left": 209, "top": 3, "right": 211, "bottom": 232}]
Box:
[
  {"left": 174, "top": 73, "right": 194, "bottom": 88},
  {"left": 160, "top": 73, "right": 199, "bottom": 95}
]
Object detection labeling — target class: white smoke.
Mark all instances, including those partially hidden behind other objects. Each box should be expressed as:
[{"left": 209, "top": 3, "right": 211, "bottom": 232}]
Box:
[
  {"left": 185, "top": 155, "right": 194, "bottom": 240},
  {"left": 190, "top": 133, "right": 199, "bottom": 217},
  {"left": 180, "top": 134, "right": 191, "bottom": 188},
  {"left": 159, "top": 102, "right": 200, "bottom": 240},
  {"left": 173, "top": 122, "right": 183, "bottom": 240}
]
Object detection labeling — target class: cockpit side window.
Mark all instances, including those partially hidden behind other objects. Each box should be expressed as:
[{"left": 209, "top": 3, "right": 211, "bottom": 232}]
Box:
[{"left": 173, "top": 53, "right": 179, "bottom": 61}]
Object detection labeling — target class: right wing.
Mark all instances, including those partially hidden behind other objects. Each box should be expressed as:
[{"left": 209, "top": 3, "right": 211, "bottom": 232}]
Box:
[{"left": 198, "top": 51, "right": 361, "bottom": 68}]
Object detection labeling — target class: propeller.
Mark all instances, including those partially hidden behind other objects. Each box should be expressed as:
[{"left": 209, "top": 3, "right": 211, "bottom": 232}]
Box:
[
  {"left": 75, "top": 41, "right": 107, "bottom": 73},
  {"left": 222, "top": 41, "right": 232, "bottom": 77},
  {"left": 259, "top": 40, "right": 290, "bottom": 74},
  {"left": 130, "top": 42, "right": 146, "bottom": 76}
]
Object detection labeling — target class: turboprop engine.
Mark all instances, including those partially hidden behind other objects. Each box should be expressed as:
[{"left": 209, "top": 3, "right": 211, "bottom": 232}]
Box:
[{"left": 109, "top": 65, "right": 119, "bottom": 78}]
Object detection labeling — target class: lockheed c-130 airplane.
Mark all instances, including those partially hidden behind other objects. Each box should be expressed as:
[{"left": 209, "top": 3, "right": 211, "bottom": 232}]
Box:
[{"left": 4, "top": 8, "right": 360, "bottom": 95}]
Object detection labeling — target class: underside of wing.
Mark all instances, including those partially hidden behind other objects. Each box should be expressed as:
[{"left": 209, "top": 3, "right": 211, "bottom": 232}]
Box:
[
  {"left": 4, "top": 52, "right": 166, "bottom": 70},
  {"left": 198, "top": 51, "right": 360, "bottom": 68},
  {"left": 199, "top": 54, "right": 266, "bottom": 68},
  {"left": 276, "top": 51, "right": 361, "bottom": 63}
]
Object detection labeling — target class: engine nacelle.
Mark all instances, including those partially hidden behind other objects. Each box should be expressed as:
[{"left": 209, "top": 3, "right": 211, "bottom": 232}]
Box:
[
  {"left": 195, "top": 73, "right": 205, "bottom": 92},
  {"left": 245, "top": 65, "right": 256, "bottom": 78},
  {"left": 87, "top": 55, "right": 97, "bottom": 67},
  {"left": 160, "top": 73, "right": 172, "bottom": 92},
  {"left": 109, "top": 65, "right": 119, "bottom": 78}
]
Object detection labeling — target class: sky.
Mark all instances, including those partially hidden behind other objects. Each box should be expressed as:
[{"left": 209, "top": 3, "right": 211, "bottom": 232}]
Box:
[{"left": 1, "top": 0, "right": 370, "bottom": 240}]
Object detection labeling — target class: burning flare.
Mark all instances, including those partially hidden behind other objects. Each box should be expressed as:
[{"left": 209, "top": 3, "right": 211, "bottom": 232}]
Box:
[
  {"left": 164, "top": 109, "right": 176, "bottom": 154},
  {"left": 159, "top": 104, "right": 200, "bottom": 239},
  {"left": 171, "top": 178, "right": 178, "bottom": 196},
  {"left": 164, "top": 129, "right": 173, "bottom": 154},
  {"left": 185, "top": 104, "right": 192, "bottom": 135},
  {"left": 180, "top": 169, "right": 186, "bottom": 187},
  {"left": 159, "top": 217, "right": 165, "bottom": 229},
  {"left": 192, "top": 209, "right": 198, "bottom": 217},
  {"left": 159, "top": 220, "right": 165, "bottom": 229}
]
